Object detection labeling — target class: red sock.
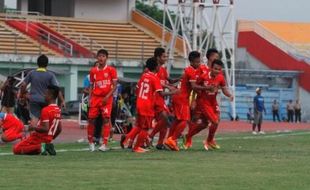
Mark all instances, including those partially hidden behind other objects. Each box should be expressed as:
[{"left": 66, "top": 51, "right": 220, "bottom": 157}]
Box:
[
  {"left": 125, "top": 127, "right": 140, "bottom": 143},
  {"left": 172, "top": 120, "right": 187, "bottom": 140},
  {"left": 158, "top": 128, "right": 167, "bottom": 145},
  {"left": 134, "top": 129, "right": 148, "bottom": 149},
  {"left": 87, "top": 123, "right": 95, "bottom": 143},
  {"left": 149, "top": 118, "right": 165, "bottom": 138},
  {"left": 191, "top": 123, "right": 207, "bottom": 138},
  {"left": 168, "top": 121, "right": 178, "bottom": 138},
  {"left": 186, "top": 122, "right": 197, "bottom": 139},
  {"left": 207, "top": 124, "right": 218, "bottom": 142},
  {"left": 102, "top": 123, "right": 111, "bottom": 145}
]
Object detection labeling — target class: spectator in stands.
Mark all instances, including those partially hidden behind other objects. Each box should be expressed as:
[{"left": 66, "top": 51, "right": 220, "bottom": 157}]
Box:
[
  {"left": 252, "top": 88, "right": 266, "bottom": 135},
  {"left": 294, "top": 99, "right": 301, "bottom": 123},
  {"left": 0, "top": 76, "right": 18, "bottom": 114},
  {"left": 286, "top": 100, "right": 294, "bottom": 122},
  {"left": 247, "top": 108, "right": 254, "bottom": 123},
  {"left": 20, "top": 55, "right": 65, "bottom": 123},
  {"left": 272, "top": 99, "right": 281, "bottom": 122}
]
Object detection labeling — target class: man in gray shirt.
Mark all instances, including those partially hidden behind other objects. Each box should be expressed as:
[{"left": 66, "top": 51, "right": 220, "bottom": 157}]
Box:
[
  {"left": 20, "top": 55, "right": 65, "bottom": 121},
  {"left": 272, "top": 99, "right": 280, "bottom": 122}
]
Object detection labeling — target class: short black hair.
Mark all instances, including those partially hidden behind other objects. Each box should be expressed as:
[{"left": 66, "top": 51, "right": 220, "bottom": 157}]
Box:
[
  {"left": 154, "top": 47, "right": 165, "bottom": 58},
  {"left": 47, "top": 85, "right": 60, "bottom": 100},
  {"left": 145, "top": 57, "right": 158, "bottom": 72},
  {"left": 97, "top": 49, "right": 109, "bottom": 57},
  {"left": 37, "top": 54, "right": 48, "bottom": 67},
  {"left": 206, "top": 48, "right": 219, "bottom": 59},
  {"left": 188, "top": 51, "right": 201, "bottom": 62},
  {"left": 211, "top": 59, "right": 224, "bottom": 68}
]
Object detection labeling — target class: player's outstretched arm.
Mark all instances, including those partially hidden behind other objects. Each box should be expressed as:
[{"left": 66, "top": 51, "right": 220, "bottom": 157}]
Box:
[{"left": 222, "top": 86, "right": 234, "bottom": 102}]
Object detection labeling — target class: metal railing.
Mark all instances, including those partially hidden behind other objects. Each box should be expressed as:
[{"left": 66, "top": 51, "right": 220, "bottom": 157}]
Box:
[
  {"left": 0, "top": 21, "right": 45, "bottom": 56},
  {"left": 5, "top": 10, "right": 103, "bottom": 57},
  {"left": 5, "top": 11, "right": 73, "bottom": 56}
]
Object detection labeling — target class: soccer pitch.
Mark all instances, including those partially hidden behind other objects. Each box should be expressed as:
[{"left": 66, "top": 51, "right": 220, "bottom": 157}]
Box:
[{"left": 1, "top": 131, "right": 310, "bottom": 190}]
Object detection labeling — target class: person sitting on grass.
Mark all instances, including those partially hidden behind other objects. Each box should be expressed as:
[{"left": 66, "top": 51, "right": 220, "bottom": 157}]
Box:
[
  {"left": 0, "top": 112, "right": 24, "bottom": 143},
  {"left": 13, "top": 85, "right": 62, "bottom": 155}
]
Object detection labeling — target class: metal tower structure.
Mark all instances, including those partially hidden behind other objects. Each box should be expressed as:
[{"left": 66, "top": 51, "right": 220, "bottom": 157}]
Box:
[{"left": 161, "top": 0, "right": 236, "bottom": 118}]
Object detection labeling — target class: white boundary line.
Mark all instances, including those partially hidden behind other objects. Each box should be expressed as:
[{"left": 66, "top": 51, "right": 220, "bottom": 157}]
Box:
[{"left": 1, "top": 131, "right": 310, "bottom": 156}]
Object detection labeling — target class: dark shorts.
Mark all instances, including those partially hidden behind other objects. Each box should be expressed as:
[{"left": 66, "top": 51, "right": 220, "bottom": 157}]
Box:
[
  {"left": 29, "top": 102, "right": 47, "bottom": 119},
  {"left": 254, "top": 111, "right": 263, "bottom": 125}
]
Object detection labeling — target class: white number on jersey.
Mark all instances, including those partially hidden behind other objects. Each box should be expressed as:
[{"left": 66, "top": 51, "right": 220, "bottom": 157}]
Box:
[
  {"left": 138, "top": 82, "right": 150, "bottom": 100},
  {"left": 48, "top": 118, "right": 60, "bottom": 136}
]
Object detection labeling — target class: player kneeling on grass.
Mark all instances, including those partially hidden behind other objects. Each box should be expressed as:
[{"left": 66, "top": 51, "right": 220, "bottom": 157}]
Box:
[
  {"left": 13, "top": 85, "right": 62, "bottom": 155},
  {"left": 0, "top": 112, "right": 24, "bottom": 143}
]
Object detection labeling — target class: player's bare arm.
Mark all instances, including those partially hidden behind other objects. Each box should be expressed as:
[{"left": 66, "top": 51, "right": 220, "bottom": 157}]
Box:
[
  {"left": 29, "top": 121, "right": 49, "bottom": 133},
  {"left": 222, "top": 86, "right": 234, "bottom": 102}
]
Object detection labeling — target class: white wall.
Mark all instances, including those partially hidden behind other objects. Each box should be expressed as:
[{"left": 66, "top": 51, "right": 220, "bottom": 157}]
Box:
[
  {"left": 300, "top": 88, "right": 310, "bottom": 122},
  {"left": 74, "top": 0, "right": 134, "bottom": 21},
  {"left": 51, "top": 0, "right": 74, "bottom": 17},
  {"left": 17, "top": 0, "right": 28, "bottom": 12}
]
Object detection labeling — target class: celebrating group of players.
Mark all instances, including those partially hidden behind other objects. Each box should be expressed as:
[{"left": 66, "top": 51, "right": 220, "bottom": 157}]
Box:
[
  {"left": 86, "top": 48, "right": 233, "bottom": 153},
  {"left": 0, "top": 47, "right": 233, "bottom": 155}
]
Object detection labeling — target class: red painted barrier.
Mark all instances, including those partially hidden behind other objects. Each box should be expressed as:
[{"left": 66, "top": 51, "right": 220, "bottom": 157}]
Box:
[
  {"left": 5, "top": 20, "right": 94, "bottom": 58},
  {"left": 238, "top": 31, "right": 310, "bottom": 92}
]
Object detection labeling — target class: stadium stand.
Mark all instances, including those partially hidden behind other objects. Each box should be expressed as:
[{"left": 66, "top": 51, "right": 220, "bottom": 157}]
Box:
[
  {"left": 0, "top": 15, "right": 59, "bottom": 56},
  {"left": 237, "top": 20, "right": 310, "bottom": 92},
  {"left": 40, "top": 16, "right": 163, "bottom": 60}
]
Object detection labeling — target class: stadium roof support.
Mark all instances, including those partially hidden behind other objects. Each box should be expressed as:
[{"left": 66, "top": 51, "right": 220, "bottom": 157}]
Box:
[{"left": 161, "top": 0, "right": 236, "bottom": 118}]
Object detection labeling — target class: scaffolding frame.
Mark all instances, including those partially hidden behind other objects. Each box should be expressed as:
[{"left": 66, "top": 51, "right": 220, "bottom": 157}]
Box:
[{"left": 161, "top": 0, "right": 236, "bottom": 118}]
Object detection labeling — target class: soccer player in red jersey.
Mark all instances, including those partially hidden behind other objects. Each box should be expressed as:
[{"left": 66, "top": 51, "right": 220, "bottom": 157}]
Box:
[
  {"left": 0, "top": 112, "right": 24, "bottom": 142},
  {"left": 125, "top": 57, "right": 175, "bottom": 153},
  {"left": 185, "top": 59, "right": 233, "bottom": 150},
  {"left": 183, "top": 48, "right": 220, "bottom": 148},
  {"left": 148, "top": 48, "right": 176, "bottom": 150},
  {"left": 13, "top": 85, "right": 62, "bottom": 155},
  {"left": 87, "top": 49, "right": 118, "bottom": 152},
  {"left": 164, "top": 51, "right": 208, "bottom": 151}
]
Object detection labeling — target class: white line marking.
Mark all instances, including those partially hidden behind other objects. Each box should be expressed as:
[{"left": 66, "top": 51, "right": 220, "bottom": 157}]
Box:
[{"left": 1, "top": 131, "right": 310, "bottom": 156}]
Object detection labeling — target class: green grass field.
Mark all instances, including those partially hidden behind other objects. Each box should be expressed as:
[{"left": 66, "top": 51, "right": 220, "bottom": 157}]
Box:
[{"left": 1, "top": 131, "right": 310, "bottom": 190}]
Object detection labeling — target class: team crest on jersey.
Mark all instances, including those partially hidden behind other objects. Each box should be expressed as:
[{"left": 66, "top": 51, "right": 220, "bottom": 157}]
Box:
[{"left": 104, "top": 73, "right": 108, "bottom": 78}]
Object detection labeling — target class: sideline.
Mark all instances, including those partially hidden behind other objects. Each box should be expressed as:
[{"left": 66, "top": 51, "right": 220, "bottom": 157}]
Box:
[{"left": 1, "top": 131, "right": 310, "bottom": 156}]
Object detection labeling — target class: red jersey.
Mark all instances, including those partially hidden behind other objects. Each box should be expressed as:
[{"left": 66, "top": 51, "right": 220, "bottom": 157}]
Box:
[
  {"left": 34, "top": 104, "right": 61, "bottom": 143},
  {"left": 0, "top": 113, "right": 22, "bottom": 130},
  {"left": 155, "top": 66, "right": 168, "bottom": 108},
  {"left": 90, "top": 65, "right": 117, "bottom": 96},
  {"left": 136, "top": 71, "right": 163, "bottom": 116},
  {"left": 156, "top": 66, "right": 168, "bottom": 86},
  {"left": 196, "top": 64, "right": 209, "bottom": 77},
  {"left": 197, "top": 70, "right": 226, "bottom": 106},
  {"left": 173, "top": 66, "right": 197, "bottom": 102}
]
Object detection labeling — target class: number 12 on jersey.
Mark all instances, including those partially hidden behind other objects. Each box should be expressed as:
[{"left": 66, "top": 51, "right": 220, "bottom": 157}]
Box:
[{"left": 138, "top": 82, "right": 150, "bottom": 100}]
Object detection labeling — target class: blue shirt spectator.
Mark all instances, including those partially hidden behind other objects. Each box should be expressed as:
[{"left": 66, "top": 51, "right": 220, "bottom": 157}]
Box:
[
  {"left": 253, "top": 89, "right": 265, "bottom": 112},
  {"left": 83, "top": 74, "right": 90, "bottom": 89}
]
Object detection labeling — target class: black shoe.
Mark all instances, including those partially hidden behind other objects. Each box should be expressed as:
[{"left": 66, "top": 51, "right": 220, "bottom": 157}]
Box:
[
  {"left": 120, "top": 134, "right": 126, "bottom": 149},
  {"left": 156, "top": 144, "right": 166, "bottom": 150},
  {"left": 45, "top": 143, "right": 56, "bottom": 156}
]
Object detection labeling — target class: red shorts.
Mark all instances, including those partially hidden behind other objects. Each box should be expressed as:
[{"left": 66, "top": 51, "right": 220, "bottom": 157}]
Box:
[
  {"left": 88, "top": 95, "right": 113, "bottom": 119},
  {"left": 197, "top": 103, "right": 220, "bottom": 123},
  {"left": 3, "top": 122, "right": 24, "bottom": 142},
  {"left": 172, "top": 100, "right": 190, "bottom": 121},
  {"left": 155, "top": 103, "right": 170, "bottom": 120},
  {"left": 136, "top": 115, "right": 153, "bottom": 129},
  {"left": 13, "top": 135, "right": 42, "bottom": 155}
]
